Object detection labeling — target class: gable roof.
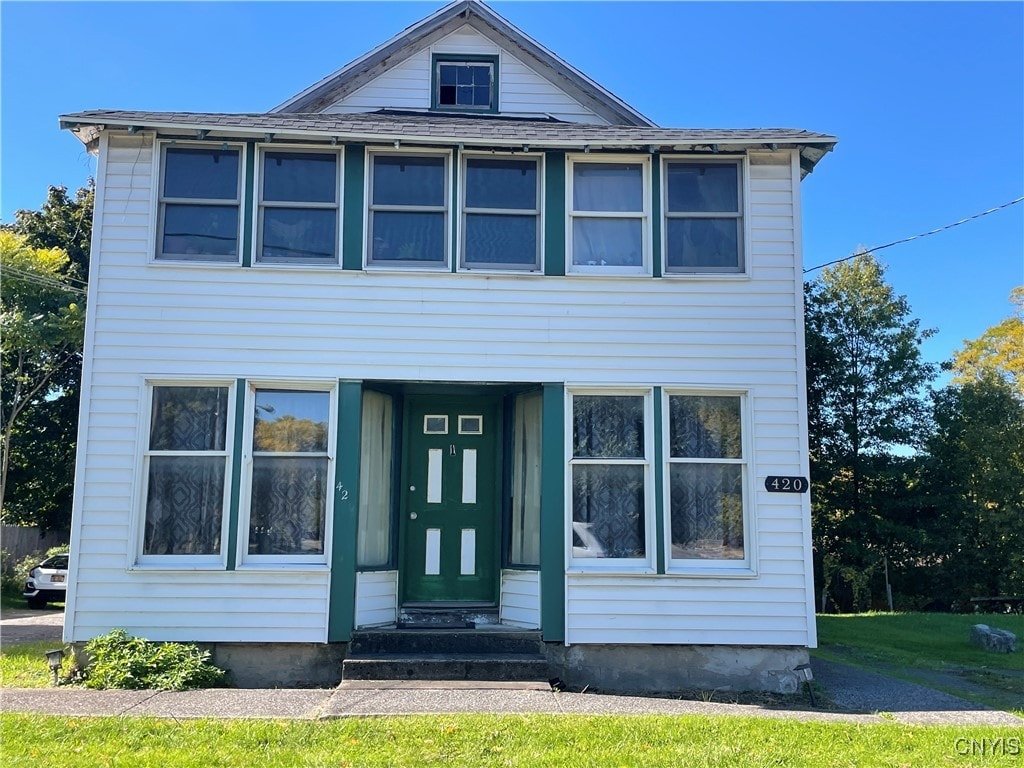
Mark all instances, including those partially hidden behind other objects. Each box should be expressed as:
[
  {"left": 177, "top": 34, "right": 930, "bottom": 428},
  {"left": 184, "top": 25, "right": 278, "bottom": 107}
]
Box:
[
  {"left": 273, "top": 0, "right": 656, "bottom": 127},
  {"left": 59, "top": 109, "right": 838, "bottom": 176}
]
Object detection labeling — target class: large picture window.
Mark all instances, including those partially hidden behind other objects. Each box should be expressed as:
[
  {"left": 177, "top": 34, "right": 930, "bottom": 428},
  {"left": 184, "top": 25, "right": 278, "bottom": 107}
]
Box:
[
  {"left": 570, "top": 392, "right": 650, "bottom": 563},
  {"left": 664, "top": 160, "right": 744, "bottom": 272},
  {"left": 666, "top": 393, "right": 748, "bottom": 567},
  {"left": 246, "top": 388, "right": 332, "bottom": 562},
  {"left": 569, "top": 158, "right": 649, "bottom": 274},
  {"left": 368, "top": 153, "right": 449, "bottom": 267},
  {"left": 258, "top": 150, "right": 340, "bottom": 263},
  {"left": 141, "top": 385, "right": 232, "bottom": 560},
  {"left": 462, "top": 156, "right": 540, "bottom": 271},
  {"left": 157, "top": 145, "right": 242, "bottom": 262}
]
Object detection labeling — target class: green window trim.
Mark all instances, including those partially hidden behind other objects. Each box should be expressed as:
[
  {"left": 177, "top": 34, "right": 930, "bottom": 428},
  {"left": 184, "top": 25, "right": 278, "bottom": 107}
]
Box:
[
  {"left": 431, "top": 53, "right": 500, "bottom": 115},
  {"left": 543, "top": 152, "right": 566, "bottom": 276},
  {"left": 329, "top": 380, "right": 363, "bottom": 642},
  {"left": 540, "top": 383, "right": 566, "bottom": 641},
  {"left": 225, "top": 379, "right": 247, "bottom": 569},
  {"left": 342, "top": 144, "right": 365, "bottom": 270}
]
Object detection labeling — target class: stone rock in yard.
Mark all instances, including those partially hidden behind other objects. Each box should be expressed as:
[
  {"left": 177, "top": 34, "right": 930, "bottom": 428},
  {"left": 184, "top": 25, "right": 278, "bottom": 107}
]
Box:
[{"left": 969, "top": 624, "right": 1017, "bottom": 653}]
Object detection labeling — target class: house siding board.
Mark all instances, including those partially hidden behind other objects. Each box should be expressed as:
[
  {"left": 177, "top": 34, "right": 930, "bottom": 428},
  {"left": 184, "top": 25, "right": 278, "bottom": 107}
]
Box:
[
  {"left": 355, "top": 571, "right": 399, "bottom": 628},
  {"left": 499, "top": 570, "right": 541, "bottom": 628},
  {"left": 69, "top": 135, "right": 811, "bottom": 646},
  {"left": 320, "top": 28, "right": 607, "bottom": 123}
]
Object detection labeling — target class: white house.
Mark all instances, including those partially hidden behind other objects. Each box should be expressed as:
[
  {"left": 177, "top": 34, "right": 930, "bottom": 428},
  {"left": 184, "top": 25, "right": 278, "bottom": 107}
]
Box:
[{"left": 60, "top": 0, "right": 836, "bottom": 691}]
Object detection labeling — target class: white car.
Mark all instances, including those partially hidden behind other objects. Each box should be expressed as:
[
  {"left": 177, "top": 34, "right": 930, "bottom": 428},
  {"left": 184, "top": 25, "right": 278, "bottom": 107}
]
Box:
[{"left": 23, "top": 554, "right": 69, "bottom": 609}]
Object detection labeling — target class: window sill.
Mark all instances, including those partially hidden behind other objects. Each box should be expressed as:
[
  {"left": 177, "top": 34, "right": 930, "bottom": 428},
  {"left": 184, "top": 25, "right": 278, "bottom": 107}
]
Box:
[
  {"left": 566, "top": 565, "right": 657, "bottom": 575},
  {"left": 234, "top": 563, "right": 330, "bottom": 573},
  {"left": 129, "top": 562, "right": 227, "bottom": 572},
  {"left": 665, "top": 566, "right": 758, "bottom": 579}
]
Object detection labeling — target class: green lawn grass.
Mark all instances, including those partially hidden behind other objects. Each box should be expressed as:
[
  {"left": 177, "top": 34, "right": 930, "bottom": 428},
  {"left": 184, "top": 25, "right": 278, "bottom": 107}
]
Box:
[
  {"left": 815, "top": 612, "right": 1023, "bottom": 714},
  {"left": 3, "top": 713, "right": 1022, "bottom": 768},
  {"left": 0, "top": 641, "right": 67, "bottom": 688}
]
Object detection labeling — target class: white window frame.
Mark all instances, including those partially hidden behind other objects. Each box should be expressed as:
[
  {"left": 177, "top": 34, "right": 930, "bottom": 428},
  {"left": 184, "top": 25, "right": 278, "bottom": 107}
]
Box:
[
  {"left": 662, "top": 388, "right": 756, "bottom": 575},
  {"left": 566, "top": 387, "right": 656, "bottom": 571},
  {"left": 255, "top": 145, "right": 343, "bottom": 266},
  {"left": 238, "top": 381, "right": 337, "bottom": 568},
  {"left": 365, "top": 148, "right": 452, "bottom": 270},
  {"left": 567, "top": 154, "right": 651, "bottom": 276},
  {"left": 661, "top": 155, "right": 749, "bottom": 276},
  {"left": 459, "top": 151, "right": 543, "bottom": 272},
  {"left": 133, "top": 379, "right": 236, "bottom": 569},
  {"left": 153, "top": 140, "right": 245, "bottom": 264}
]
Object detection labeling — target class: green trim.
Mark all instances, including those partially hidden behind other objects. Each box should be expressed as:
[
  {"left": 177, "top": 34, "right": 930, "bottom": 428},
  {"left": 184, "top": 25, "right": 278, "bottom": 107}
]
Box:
[
  {"left": 225, "top": 379, "right": 247, "bottom": 570},
  {"left": 241, "top": 142, "right": 256, "bottom": 267},
  {"left": 342, "top": 144, "right": 365, "bottom": 270},
  {"left": 540, "top": 383, "right": 566, "bottom": 642},
  {"left": 450, "top": 152, "right": 459, "bottom": 272},
  {"left": 430, "top": 53, "right": 499, "bottom": 115},
  {"left": 651, "top": 154, "right": 662, "bottom": 278},
  {"left": 653, "top": 387, "right": 666, "bottom": 574},
  {"left": 328, "top": 380, "right": 362, "bottom": 642},
  {"left": 543, "top": 152, "right": 566, "bottom": 276}
]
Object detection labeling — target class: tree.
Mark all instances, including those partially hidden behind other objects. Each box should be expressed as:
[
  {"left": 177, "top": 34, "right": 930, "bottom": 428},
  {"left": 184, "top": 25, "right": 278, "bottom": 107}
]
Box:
[
  {"left": 8, "top": 183, "right": 94, "bottom": 277},
  {"left": 0, "top": 232, "right": 85, "bottom": 528},
  {"left": 804, "top": 253, "right": 937, "bottom": 610},
  {"left": 923, "top": 375, "right": 1024, "bottom": 605},
  {"left": 950, "top": 287, "right": 1024, "bottom": 396}
]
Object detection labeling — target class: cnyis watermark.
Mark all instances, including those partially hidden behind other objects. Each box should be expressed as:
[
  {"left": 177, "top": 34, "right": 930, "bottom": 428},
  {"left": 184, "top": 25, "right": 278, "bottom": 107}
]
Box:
[{"left": 953, "top": 737, "right": 1021, "bottom": 757}]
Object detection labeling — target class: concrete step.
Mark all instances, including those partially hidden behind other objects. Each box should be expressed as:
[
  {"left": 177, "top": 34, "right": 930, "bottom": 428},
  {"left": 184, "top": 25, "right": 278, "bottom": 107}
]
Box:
[
  {"left": 349, "top": 629, "right": 543, "bottom": 656},
  {"left": 342, "top": 653, "right": 550, "bottom": 682}
]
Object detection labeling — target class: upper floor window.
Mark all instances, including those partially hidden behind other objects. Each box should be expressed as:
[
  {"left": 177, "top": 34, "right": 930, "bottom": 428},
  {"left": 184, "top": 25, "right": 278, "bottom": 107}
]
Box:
[
  {"left": 462, "top": 155, "right": 540, "bottom": 271},
  {"left": 433, "top": 55, "right": 497, "bottom": 113},
  {"left": 569, "top": 157, "right": 650, "bottom": 275},
  {"left": 157, "top": 145, "right": 242, "bottom": 262},
  {"left": 258, "top": 149, "right": 340, "bottom": 263},
  {"left": 664, "top": 160, "right": 744, "bottom": 273},
  {"left": 368, "top": 152, "right": 450, "bottom": 268}
]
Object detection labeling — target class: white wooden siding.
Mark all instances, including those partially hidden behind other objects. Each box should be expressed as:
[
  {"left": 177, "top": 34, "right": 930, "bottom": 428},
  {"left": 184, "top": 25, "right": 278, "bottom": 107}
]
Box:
[
  {"left": 69, "top": 135, "right": 811, "bottom": 646},
  {"left": 499, "top": 570, "right": 541, "bottom": 628},
  {"left": 321, "top": 28, "right": 607, "bottom": 123},
  {"left": 355, "top": 571, "right": 399, "bottom": 628}
]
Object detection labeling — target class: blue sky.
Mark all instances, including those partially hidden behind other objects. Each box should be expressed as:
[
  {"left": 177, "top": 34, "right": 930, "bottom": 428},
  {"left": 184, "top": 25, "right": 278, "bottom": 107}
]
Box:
[{"left": 2, "top": 1, "right": 1021, "bottom": 377}]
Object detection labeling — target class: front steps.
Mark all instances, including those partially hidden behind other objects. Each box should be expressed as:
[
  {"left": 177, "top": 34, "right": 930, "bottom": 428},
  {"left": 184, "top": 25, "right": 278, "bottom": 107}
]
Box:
[{"left": 343, "top": 628, "right": 549, "bottom": 682}]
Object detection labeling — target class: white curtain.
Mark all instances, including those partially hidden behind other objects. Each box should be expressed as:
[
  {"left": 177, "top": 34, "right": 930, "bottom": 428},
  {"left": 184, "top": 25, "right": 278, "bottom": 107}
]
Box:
[
  {"left": 511, "top": 392, "right": 542, "bottom": 565},
  {"left": 357, "top": 391, "right": 393, "bottom": 566}
]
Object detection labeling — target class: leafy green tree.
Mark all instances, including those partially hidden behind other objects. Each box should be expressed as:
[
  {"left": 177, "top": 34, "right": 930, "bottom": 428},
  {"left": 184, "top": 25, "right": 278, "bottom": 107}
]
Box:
[
  {"left": 8, "top": 183, "right": 94, "bottom": 276},
  {"left": 950, "top": 287, "right": 1023, "bottom": 395},
  {"left": 923, "top": 375, "right": 1024, "bottom": 604},
  {"left": 804, "top": 253, "right": 937, "bottom": 610},
  {"left": 0, "top": 232, "right": 85, "bottom": 528}
]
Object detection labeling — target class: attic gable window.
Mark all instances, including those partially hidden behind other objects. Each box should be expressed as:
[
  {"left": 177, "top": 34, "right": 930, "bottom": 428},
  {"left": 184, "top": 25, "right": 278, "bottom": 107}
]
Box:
[
  {"left": 157, "top": 144, "right": 242, "bottom": 263},
  {"left": 432, "top": 55, "right": 497, "bottom": 113}
]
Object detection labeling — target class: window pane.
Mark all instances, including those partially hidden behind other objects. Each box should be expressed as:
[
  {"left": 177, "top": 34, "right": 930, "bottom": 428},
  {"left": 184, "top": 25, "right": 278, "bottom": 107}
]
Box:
[
  {"left": 572, "top": 218, "right": 642, "bottom": 267},
  {"left": 510, "top": 392, "right": 542, "bottom": 566},
  {"left": 572, "top": 464, "right": 645, "bottom": 558},
  {"left": 669, "top": 395, "right": 742, "bottom": 459},
  {"left": 358, "top": 391, "right": 394, "bottom": 567},
  {"left": 371, "top": 211, "right": 445, "bottom": 262},
  {"left": 248, "top": 456, "right": 327, "bottom": 556},
  {"left": 666, "top": 163, "right": 738, "bottom": 213},
  {"left": 670, "top": 464, "right": 744, "bottom": 560},
  {"left": 263, "top": 152, "right": 336, "bottom": 203},
  {"left": 372, "top": 156, "right": 445, "bottom": 207},
  {"left": 164, "top": 147, "right": 239, "bottom": 200},
  {"left": 666, "top": 218, "right": 740, "bottom": 270},
  {"left": 161, "top": 204, "right": 239, "bottom": 259},
  {"left": 150, "top": 387, "right": 228, "bottom": 451},
  {"left": 144, "top": 456, "right": 225, "bottom": 555},
  {"left": 466, "top": 158, "right": 536, "bottom": 210},
  {"left": 253, "top": 390, "right": 329, "bottom": 453},
  {"left": 573, "top": 163, "right": 643, "bottom": 211},
  {"left": 440, "top": 65, "right": 457, "bottom": 86},
  {"left": 465, "top": 214, "right": 537, "bottom": 266},
  {"left": 261, "top": 208, "right": 337, "bottom": 261},
  {"left": 573, "top": 395, "right": 644, "bottom": 458}
]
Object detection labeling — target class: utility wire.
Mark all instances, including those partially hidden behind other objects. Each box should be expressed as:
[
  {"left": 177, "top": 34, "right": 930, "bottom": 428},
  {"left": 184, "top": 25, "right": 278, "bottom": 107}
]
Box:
[
  {"left": 3, "top": 265, "right": 88, "bottom": 296},
  {"left": 804, "top": 196, "right": 1024, "bottom": 274}
]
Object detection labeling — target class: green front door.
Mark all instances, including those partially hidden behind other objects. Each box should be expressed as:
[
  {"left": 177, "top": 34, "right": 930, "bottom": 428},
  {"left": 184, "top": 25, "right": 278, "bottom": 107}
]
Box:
[{"left": 401, "top": 396, "right": 501, "bottom": 604}]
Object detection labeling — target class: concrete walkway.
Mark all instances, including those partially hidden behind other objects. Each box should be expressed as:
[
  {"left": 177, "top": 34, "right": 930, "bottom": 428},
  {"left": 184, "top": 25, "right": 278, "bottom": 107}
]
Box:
[{"left": 2, "top": 675, "right": 1021, "bottom": 725}]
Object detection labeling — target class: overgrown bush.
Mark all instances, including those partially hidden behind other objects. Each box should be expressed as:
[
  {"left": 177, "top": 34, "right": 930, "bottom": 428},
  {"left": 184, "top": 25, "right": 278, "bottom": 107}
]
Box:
[{"left": 78, "top": 629, "right": 228, "bottom": 690}]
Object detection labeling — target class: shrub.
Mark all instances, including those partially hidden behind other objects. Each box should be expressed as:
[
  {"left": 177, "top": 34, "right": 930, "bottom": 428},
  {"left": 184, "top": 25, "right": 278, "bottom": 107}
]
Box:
[{"left": 79, "top": 629, "right": 228, "bottom": 690}]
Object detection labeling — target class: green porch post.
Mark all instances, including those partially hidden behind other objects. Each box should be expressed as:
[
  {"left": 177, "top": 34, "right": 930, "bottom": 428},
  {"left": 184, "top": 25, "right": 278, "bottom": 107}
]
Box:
[
  {"left": 328, "top": 380, "right": 362, "bottom": 642},
  {"left": 540, "top": 382, "right": 566, "bottom": 642}
]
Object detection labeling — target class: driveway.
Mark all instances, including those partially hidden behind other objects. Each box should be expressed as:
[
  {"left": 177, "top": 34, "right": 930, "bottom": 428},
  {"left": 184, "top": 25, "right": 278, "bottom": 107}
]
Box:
[{"left": 0, "top": 606, "right": 64, "bottom": 647}]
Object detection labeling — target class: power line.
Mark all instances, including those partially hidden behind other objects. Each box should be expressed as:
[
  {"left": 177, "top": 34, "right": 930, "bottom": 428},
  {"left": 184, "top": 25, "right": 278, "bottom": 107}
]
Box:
[
  {"left": 3, "top": 265, "right": 88, "bottom": 296},
  {"left": 803, "top": 196, "right": 1024, "bottom": 274}
]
